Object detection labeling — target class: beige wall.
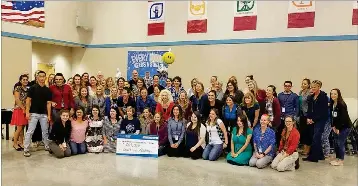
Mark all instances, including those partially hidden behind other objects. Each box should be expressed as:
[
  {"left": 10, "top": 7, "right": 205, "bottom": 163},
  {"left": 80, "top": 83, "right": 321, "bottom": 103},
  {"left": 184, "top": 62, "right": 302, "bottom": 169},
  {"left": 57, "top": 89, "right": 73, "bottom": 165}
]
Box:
[
  {"left": 2, "top": 1, "right": 86, "bottom": 43},
  {"left": 88, "top": 1, "right": 357, "bottom": 44},
  {"left": 32, "top": 42, "right": 73, "bottom": 80},
  {"left": 1, "top": 37, "right": 32, "bottom": 109},
  {"left": 72, "top": 40, "right": 358, "bottom": 98}
]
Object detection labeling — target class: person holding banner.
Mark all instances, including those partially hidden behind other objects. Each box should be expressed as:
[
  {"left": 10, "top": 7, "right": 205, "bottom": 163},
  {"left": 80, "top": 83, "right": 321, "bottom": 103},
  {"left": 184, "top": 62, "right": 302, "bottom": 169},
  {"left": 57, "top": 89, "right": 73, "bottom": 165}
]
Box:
[
  {"left": 120, "top": 106, "right": 141, "bottom": 134},
  {"left": 167, "top": 105, "right": 186, "bottom": 157},
  {"left": 148, "top": 112, "right": 168, "bottom": 156},
  {"left": 103, "top": 107, "right": 122, "bottom": 153},
  {"left": 184, "top": 111, "right": 206, "bottom": 160}
]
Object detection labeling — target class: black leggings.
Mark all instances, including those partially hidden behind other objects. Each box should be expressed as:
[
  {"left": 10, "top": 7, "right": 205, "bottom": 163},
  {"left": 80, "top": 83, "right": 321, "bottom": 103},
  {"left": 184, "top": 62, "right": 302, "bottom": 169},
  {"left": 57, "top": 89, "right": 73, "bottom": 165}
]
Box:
[
  {"left": 167, "top": 139, "right": 185, "bottom": 157},
  {"left": 300, "top": 115, "right": 314, "bottom": 146},
  {"left": 184, "top": 146, "right": 203, "bottom": 160}
]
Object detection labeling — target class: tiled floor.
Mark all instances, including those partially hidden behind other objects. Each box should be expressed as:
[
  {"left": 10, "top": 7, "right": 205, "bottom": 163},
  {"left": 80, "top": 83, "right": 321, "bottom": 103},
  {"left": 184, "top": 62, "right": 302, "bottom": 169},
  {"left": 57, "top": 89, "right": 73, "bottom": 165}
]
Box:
[{"left": 1, "top": 139, "right": 357, "bottom": 186}]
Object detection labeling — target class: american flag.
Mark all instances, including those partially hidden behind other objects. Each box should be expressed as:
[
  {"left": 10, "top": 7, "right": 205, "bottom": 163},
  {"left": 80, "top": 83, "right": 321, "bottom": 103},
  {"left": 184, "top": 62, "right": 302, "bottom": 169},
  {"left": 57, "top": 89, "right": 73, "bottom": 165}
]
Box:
[{"left": 1, "top": 1, "right": 45, "bottom": 27}]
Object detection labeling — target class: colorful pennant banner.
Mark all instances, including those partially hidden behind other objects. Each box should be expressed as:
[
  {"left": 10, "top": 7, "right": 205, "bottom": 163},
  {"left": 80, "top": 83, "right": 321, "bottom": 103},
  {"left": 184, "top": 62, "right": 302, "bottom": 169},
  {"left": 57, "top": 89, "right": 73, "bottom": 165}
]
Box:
[
  {"left": 187, "top": 1, "right": 208, "bottom": 34},
  {"left": 147, "top": 1, "right": 165, "bottom": 36},
  {"left": 233, "top": 1, "right": 257, "bottom": 31}
]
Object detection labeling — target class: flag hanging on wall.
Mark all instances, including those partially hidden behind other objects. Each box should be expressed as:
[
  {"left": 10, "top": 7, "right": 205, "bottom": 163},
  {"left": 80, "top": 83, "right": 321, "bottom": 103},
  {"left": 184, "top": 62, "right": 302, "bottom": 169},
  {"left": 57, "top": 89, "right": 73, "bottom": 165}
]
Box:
[
  {"left": 187, "top": 1, "right": 208, "bottom": 34},
  {"left": 353, "top": 1, "right": 358, "bottom": 25},
  {"left": 148, "top": 1, "right": 165, "bottom": 36},
  {"left": 1, "top": 1, "right": 45, "bottom": 28},
  {"left": 288, "top": 1, "right": 315, "bottom": 28},
  {"left": 233, "top": 1, "right": 257, "bottom": 31}
]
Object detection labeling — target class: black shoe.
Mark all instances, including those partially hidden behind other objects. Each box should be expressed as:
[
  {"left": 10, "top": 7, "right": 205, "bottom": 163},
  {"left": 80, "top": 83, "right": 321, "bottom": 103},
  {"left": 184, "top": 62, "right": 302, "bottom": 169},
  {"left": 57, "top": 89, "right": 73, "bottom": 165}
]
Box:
[
  {"left": 13, "top": 145, "right": 22, "bottom": 151},
  {"left": 302, "top": 157, "right": 318, "bottom": 162}
]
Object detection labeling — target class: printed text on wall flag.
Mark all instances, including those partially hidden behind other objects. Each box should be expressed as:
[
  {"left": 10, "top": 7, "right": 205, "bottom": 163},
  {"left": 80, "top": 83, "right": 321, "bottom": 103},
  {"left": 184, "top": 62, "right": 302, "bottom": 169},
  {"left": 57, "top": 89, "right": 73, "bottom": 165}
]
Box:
[
  {"left": 147, "top": 1, "right": 165, "bottom": 36},
  {"left": 287, "top": 1, "right": 315, "bottom": 28},
  {"left": 353, "top": 1, "right": 358, "bottom": 25},
  {"left": 187, "top": 1, "right": 207, "bottom": 34},
  {"left": 233, "top": 1, "right": 257, "bottom": 31}
]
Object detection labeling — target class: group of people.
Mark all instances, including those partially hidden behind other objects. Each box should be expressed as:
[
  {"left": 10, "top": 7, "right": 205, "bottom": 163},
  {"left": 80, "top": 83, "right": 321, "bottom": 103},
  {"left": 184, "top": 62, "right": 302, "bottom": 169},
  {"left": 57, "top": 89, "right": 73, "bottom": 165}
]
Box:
[{"left": 10, "top": 69, "right": 353, "bottom": 171}]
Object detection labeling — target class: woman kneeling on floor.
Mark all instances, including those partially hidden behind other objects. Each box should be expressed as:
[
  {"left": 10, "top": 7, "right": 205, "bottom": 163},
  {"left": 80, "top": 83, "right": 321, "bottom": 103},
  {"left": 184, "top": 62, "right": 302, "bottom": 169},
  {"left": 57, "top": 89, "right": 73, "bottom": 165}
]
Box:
[
  {"left": 226, "top": 114, "right": 253, "bottom": 166},
  {"left": 49, "top": 109, "right": 72, "bottom": 158},
  {"left": 70, "top": 107, "right": 89, "bottom": 155},
  {"left": 249, "top": 114, "right": 276, "bottom": 169},
  {"left": 184, "top": 111, "right": 206, "bottom": 160},
  {"left": 271, "top": 115, "right": 300, "bottom": 172}
]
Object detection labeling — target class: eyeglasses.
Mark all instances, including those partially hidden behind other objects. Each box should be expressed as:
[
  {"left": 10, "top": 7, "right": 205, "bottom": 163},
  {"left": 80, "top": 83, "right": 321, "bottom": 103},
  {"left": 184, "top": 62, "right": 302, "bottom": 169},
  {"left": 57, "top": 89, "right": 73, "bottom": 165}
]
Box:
[{"left": 284, "top": 85, "right": 292, "bottom": 87}]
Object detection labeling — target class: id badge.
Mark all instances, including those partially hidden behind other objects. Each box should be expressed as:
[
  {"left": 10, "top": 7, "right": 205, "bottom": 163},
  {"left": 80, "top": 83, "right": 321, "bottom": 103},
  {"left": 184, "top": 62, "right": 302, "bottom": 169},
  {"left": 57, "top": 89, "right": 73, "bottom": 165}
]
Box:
[
  {"left": 282, "top": 107, "right": 285, "bottom": 113},
  {"left": 61, "top": 99, "right": 65, "bottom": 108},
  {"left": 62, "top": 142, "right": 67, "bottom": 148},
  {"left": 174, "top": 135, "right": 179, "bottom": 141},
  {"left": 333, "top": 111, "right": 337, "bottom": 118},
  {"left": 258, "top": 147, "right": 262, "bottom": 153},
  {"left": 228, "top": 126, "right": 231, "bottom": 132}
]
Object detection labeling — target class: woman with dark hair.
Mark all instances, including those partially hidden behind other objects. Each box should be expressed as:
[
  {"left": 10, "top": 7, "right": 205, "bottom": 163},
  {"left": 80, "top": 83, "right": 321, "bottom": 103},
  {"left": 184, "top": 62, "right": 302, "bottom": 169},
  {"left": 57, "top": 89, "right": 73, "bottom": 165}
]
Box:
[
  {"left": 201, "top": 90, "right": 222, "bottom": 121},
  {"left": 74, "top": 86, "right": 93, "bottom": 115},
  {"left": 165, "top": 78, "right": 173, "bottom": 89},
  {"left": 222, "top": 95, "right": 243, "bottom": 152},
  {"left": 169, "top": 76, "right": 185, "bottom": 103},
  {"left": 167, "top": 105, "right": 186, "bottom": 157},
  {"left": 271, "top": 115, "right": 300, "bottom": 171},
  {"left": 133, "top": 78, "right": 146, "bottom": 98},
  {"left": 117, "top": 77, "right": 125, "bottom": 96},
  {"left": 11, "top": 74, "right": 29, "bottom": 150},
  {"left": 70, "top": 107, "right": 89, "bottom": 155},
  {"left": 184, "top": 111, "right": 206, "bottom": 160},
  {"left": 241, "top": 92, "right": 260, "bottom": 128},
  {"left": 223, "top": 80, "right": 244, "bottom": 105},
  {"left": 148, "top": 112, "right": 168, "bottom": 156},
  {"left": 203, "top": 109, "right": 228, "bottom": 161},
  {"left": 299, "top": 78, "right": 312, "bottom": 155},
  {"left": 148, "top": 75, "right": 164, "bottom": 95},
  {"left": 88, "top": 76, "right": 98, "bottom": 97},
  {"left": 329, "top": 88, "right": 353, "bottom": 166},
  {"left": 86, "top": 105, "right": 104, "bottom": 153},
  {"left": 136, "top": 88, "right": 156, "bottom": 115},
  {"left": 264, "top": 85, "right": 281, "bottom": 128},
  {"left": 47, "top": 73, "right": 55, "bottom": 87},
  {"left": 103, "top": 107, "right": 122, "bottom": 153},
  {"left": 72, "top": 74, "right": 82, "bottom": 97},
  {"left": 227, "top": 114, "right": 253, "bottom": 166}
]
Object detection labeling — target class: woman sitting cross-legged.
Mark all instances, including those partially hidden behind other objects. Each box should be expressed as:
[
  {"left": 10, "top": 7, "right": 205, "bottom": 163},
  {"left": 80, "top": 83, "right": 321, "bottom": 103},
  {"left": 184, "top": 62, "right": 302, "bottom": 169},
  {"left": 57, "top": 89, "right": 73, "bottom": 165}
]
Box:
[
  {"left": 86, "top": 105, "right": 104, "bottom": 153},
  {"left": 167, "top": 105, "right": 186, "bottom": 157},
  {"left": 184, "top": 111, "right": 206, "bottom": 160},
  {"left": 249, "top": 114, "right": 276, "bottom": 169},
  {"left": 271, "top": 115, "right": 300, "bottom": 171},
  {"left": 203, "top": 109, "right": 229, "bottom": 161},
  {"left": 70, "top": 107, "right": 89, "bottom": 155},
  {"left": 48, "top": 109, "right": 72, "bottom": 158},
  {"left": 226, "top": 114, "right": 253, "bottom": 166},
  {"left": 148, "top": 112, "right": 168, "bottom": 156}
]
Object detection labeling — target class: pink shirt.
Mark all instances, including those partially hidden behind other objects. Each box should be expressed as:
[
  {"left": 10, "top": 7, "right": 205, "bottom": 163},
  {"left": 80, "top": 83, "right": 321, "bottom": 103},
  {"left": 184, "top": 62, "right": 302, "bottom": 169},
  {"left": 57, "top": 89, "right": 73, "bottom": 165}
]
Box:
[{"left": 70, "top": 120, "right": 89, "bottom": 143}]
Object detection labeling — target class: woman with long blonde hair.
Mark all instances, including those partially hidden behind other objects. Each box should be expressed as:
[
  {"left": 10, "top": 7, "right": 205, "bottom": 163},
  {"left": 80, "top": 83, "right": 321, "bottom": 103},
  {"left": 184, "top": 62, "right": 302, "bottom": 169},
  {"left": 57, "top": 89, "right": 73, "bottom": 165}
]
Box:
[
  {"left": 247, "top": 80, "right": 266, "bottom": 116},
  {"left": 155, "top": 89, "right": 175, "bottom": 121},
  {"left": 139, "top": 107, "right": 154, "bottom": 134}
]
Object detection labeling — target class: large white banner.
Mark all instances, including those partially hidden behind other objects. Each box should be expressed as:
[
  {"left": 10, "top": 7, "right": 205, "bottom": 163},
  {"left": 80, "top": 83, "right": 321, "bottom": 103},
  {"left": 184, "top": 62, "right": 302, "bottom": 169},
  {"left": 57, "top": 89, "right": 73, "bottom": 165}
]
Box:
[{"left": 116, "top": 134, "right": 159, "bottom": 158}]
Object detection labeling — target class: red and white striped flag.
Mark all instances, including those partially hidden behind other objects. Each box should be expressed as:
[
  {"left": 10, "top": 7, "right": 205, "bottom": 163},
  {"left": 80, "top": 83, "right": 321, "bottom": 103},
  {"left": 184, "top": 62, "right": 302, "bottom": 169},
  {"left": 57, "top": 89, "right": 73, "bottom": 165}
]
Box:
[
  {"left": 1, "top": 1, "right": 45, "bottom": 28},
  {"left": 147, "top": 1, "right": 165, "bottom": 36},
  {"left": 233, "top": 1, "right": 257, "bottom": 31},
  {"left": 353, "top": 1, "right": 358, "bottom": 25},
  {"left": 187, "top": 1, "right": 207, "bottom": 34},
  {"left": 288, "top": 1, "right": 315, "bottom": 28}
]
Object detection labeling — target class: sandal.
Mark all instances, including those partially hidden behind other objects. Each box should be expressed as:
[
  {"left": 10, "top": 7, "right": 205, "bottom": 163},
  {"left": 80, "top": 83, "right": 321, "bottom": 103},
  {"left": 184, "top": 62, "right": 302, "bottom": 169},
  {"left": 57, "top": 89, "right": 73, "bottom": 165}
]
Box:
[{"left": 13, "top": 145, "right": 22, "bottom": 151}]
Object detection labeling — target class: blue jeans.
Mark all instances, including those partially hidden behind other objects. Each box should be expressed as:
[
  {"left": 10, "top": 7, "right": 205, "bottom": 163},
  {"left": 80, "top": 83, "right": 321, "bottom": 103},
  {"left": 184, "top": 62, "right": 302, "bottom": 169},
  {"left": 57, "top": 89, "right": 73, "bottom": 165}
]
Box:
[
  {"left": 322, "top": 120, "right": 332, "bottom": 156},
  {"left": 69, "top": 141, "right": 86, "bottom": 155},
  {"left": 334, "top": 128, "right": 351, "bottom": 160},
  {"left": 202, "top": 144, "right": 223, "bottom": 161},
  {"left": 24, "top": 113, "right": 50, "bottom": 152}
]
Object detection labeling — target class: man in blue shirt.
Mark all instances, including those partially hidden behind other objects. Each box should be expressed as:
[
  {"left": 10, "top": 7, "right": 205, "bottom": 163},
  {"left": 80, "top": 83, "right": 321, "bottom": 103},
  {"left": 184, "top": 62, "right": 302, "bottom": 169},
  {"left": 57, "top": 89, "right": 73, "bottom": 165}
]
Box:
[{"left": 277, "top": 81, "right": 299, "bottom": 145}]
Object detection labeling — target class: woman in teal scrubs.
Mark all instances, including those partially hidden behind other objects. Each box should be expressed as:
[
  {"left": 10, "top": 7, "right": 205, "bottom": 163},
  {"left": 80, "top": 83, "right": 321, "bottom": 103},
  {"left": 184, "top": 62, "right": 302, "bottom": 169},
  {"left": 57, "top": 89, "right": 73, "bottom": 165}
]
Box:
[{"left": 226, "top": 114, "right": 253, "bottom": 166}]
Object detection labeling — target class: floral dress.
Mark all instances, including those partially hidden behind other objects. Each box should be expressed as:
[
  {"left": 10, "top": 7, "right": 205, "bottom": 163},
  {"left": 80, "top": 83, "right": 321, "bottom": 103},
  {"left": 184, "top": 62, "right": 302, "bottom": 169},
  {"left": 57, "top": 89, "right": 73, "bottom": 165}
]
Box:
[
  {"left": 102, "top": 117, "right": 122, "bottom": 153},
  {"left": 86, "top": 117, "right": 104, "bottom": 153}
]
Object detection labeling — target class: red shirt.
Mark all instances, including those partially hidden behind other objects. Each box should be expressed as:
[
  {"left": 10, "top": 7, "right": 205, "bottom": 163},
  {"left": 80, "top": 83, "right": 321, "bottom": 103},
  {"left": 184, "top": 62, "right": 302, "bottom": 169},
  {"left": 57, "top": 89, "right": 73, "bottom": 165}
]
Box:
[
  {"left": 279, "top": 127, "right": 300, "bottom": 155},
  {"left": 49, "top": 84, "right": 75, "bottom": 110},
  {"left": 155, "top": 102, "right": 174, "bottom": 121}
]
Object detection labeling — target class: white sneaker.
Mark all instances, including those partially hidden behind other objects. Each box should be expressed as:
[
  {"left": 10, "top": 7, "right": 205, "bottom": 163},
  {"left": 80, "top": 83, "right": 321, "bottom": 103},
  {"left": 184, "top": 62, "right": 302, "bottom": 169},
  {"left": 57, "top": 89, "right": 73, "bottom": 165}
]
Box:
[{"left": 23, "top": 151, "right": 31, "bottom": 157}]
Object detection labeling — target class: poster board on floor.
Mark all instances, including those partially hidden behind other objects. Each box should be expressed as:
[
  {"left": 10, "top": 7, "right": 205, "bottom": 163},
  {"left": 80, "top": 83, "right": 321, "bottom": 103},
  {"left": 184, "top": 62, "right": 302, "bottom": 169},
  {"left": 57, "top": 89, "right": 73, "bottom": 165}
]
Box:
[{"left": 116, "top": 134, "right": 159, "bottom": 158}]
